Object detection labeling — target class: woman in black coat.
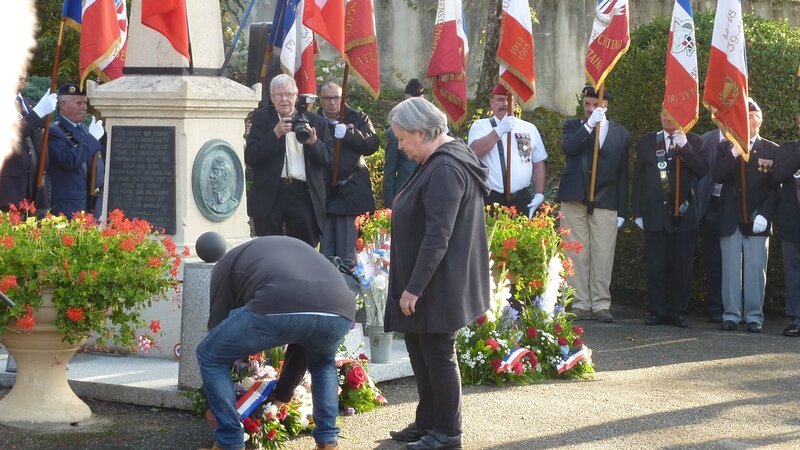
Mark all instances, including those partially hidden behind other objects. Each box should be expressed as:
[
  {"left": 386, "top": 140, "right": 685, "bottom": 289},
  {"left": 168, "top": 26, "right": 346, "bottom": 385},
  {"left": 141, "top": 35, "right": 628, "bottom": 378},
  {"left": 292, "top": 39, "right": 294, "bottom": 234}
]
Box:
[{"left": 384, "top": 97, "right": 491, "bottom": 450}]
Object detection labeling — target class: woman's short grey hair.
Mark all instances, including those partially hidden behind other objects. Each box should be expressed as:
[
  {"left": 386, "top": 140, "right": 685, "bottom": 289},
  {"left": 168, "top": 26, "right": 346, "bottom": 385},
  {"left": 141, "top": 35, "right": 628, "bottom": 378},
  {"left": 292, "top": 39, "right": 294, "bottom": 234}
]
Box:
[
  {"left": 388, "top": 97, "right": 448, "bottom": 142},
  {"left": 270, "top": 74, "right": 298, "bottom": 95}
]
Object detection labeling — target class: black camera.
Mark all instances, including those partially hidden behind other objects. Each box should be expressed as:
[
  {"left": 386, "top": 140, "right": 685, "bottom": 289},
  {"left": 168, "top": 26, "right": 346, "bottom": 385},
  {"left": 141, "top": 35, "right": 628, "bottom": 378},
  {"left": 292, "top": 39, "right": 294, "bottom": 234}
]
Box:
[{"left": 291, "top": 94, "right": 317, "bottom": 144}]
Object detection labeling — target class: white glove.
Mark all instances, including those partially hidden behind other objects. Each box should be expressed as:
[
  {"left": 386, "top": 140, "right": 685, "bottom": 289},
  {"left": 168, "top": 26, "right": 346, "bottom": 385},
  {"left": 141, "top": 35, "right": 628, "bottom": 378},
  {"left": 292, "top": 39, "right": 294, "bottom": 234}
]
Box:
[
  {"left": 88, "top": 116, "right": 105, "bottom": 140},
  {"left": 334, "top": 123, "right": 347, "bottom": 139},
  {"left": 671, "top": 131, "right": 687, "bottom": 148},
  {"left": 752, "top": 215, "right": 767, "bottom": 234},
  {"left": 494, "top": 115, "right": 516, "bottom": 136},
  {"left": 586, "top": 107, "right": 607, "bottom": 128},
  {"left": 32, "top": 89, "right": 57, "bottom": 117},
  {"left": 731, "top": 144, "right": 743, "bottom": 158},
  {"left": 634, "top": 217, "right": 644, "bottom": 230},
  {"left": 616, "top": 217, "right": 625, "bottom": 229},
  {"left": 527, "top": 193, "right": 545, "bottom": 218}
]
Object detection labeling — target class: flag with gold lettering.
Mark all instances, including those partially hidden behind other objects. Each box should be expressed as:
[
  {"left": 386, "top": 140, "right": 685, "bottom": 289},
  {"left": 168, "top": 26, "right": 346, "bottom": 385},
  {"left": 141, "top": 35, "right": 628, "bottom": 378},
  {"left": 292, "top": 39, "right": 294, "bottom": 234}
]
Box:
[
  {"left": 662, "top": 0, "right": 698, "bottom": 131},
  {"left": 426, "top": 0, "right": 469, "bottom": 124},
  {"left": 585, "top": 0, "right": 630, "bottom": 89},
  {"left": 344, "top": 0, "right": 380, "bottom": 98},
  {"left": 498, "top": 0, "right": 535, "bottom": 103},
  {"left": 703, "top": 0, "right": 749, "bottom": 157}
]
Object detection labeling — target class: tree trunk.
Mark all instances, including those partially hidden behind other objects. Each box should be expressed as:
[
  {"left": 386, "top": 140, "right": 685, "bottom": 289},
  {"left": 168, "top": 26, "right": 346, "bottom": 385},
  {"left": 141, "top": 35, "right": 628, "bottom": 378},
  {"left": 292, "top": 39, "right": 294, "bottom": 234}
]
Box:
[{"left": 475, "top": 0, "right": 503, "bottom": 105}]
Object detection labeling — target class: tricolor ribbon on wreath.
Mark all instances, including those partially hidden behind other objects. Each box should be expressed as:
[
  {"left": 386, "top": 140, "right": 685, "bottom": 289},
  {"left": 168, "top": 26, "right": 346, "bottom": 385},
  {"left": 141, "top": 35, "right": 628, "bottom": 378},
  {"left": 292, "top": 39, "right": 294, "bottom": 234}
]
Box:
[
  {"left": 236, "top": 379, "right": 278, "bottom": 420},
  {"left": 495, "top": 347, "right": 540, "bottom": 374},
  {"left": 556, "top": 347, "right": 591, "bottom": 375}
]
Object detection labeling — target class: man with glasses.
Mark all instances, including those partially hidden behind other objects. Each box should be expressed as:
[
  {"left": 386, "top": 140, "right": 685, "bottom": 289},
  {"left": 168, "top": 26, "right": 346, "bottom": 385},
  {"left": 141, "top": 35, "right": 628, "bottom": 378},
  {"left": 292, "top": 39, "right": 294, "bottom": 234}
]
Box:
[
  {"left": 244, "top": 74, "right": 333, "bottom": 247},
  {"left": 317, "top": 81, "right": 380, "bottom": 262}
]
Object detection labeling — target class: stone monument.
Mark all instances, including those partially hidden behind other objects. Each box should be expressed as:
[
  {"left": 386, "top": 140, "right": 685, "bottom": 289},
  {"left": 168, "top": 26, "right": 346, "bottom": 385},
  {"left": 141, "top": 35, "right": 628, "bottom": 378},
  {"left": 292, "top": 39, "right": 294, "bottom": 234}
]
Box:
[{"left": 88, "top": 0, "right": 260, "bottom": 253}]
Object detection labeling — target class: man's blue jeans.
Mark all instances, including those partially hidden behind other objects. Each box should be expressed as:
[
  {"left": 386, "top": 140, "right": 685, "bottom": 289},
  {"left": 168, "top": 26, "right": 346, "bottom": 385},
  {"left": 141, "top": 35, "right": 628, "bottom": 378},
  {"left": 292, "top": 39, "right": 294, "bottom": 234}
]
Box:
[{"left": 197, "top": 307, "right": 352, "bottom": 449}]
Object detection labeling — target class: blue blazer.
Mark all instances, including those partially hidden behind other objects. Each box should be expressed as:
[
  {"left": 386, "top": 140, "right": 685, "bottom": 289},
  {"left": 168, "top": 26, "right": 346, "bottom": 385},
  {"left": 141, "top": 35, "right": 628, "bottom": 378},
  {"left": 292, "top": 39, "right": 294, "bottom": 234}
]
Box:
[{"left": 47, "top": 115, "right": 103, "bottom": 217}]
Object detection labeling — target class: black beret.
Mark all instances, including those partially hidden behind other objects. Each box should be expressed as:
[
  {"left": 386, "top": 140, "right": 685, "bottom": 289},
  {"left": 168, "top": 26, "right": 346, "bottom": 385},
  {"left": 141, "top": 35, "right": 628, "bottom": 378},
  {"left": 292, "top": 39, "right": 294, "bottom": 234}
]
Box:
[
  {"left": 58, "top": 83, "right": 85, "bottom": 96},
  {"left": 405, "top": 79, "right": 424, "bottom": 97},
  {"left": 747, "top": 98, "right": 761, "bottom": 113},
  {"left": 582, "top": 84, "right": 612, "bottom": 101}
]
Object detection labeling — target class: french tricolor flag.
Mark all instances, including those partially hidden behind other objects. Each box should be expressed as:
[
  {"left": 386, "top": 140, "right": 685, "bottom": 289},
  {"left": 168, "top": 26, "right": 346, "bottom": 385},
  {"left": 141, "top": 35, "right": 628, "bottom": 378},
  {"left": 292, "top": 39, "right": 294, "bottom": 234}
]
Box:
[
  {"left": 663, "top": 0, "right": 698, "bottom": 131},
  {"left": 274, "top": 0, "right": 317, "bottom": 95},
  {"left": 703, "top": 0, "right": 749, "bottom": 157},
  {"left": 496, "top": 348, "right": 538, "bottom": 374},
  {"left": 556, "top": 347, "right": 590, "bottom": 375},
  {"left": 235, "top": 379, "right": 277, "bottom": 420}
]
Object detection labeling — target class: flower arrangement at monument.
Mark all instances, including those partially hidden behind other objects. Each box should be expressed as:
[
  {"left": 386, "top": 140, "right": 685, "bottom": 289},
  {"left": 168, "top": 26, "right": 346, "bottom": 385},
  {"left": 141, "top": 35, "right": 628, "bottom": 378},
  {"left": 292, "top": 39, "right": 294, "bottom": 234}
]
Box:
[
  {"left": 354, "top": 209, "right": 391, "bottom": 329},
  {"left": 337, "top": 354, "right": 388, "bottom": 414},
  {"left": 0, "top": 201, "right": 186, "bottom": 347}
]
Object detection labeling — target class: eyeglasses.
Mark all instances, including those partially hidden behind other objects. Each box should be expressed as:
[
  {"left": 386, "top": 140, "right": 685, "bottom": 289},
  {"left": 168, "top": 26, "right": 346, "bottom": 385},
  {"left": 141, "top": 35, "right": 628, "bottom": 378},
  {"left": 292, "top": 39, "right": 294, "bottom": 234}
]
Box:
[
  {"left": 322, "top": 96, "right": 341, "bottom": 102},
  {"left": 271, "top": 92, "right": 298, "bottom": 99}
]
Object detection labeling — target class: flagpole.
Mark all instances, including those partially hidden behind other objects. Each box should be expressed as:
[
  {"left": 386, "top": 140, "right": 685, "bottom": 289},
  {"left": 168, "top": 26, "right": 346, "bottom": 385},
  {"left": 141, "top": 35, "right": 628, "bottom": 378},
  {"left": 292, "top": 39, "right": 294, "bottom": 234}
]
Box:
[
  {"left": 34, "top": 16, "right": 69, "bottom": 201},
  {"left": 673, "top": 146, "right": 681, "bottom": 217},
  {"left": 505, "top": 92, "right": 512, "bottom": 203},
  {"left": 331, "top": 64, "right": 349, "bottom": 186},
  {"left": 587, "top": 84, "right": 604, "bottom": 215},
  {"left": 259, "top": 2, "right": 288, "bottom": 88},
  {"left": 219, "top": 0, "right": 257, "bottom": 76},
  {"left": 740, "top": 158, "right": 749, "bottom": 224}
]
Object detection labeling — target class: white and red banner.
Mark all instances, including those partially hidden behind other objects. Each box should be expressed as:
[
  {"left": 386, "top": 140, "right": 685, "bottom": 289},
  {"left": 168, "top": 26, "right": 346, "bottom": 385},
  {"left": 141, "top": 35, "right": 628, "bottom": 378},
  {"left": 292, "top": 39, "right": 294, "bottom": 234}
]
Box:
[
  {"left": 585, "top": 0, "right": 630, "bottom": 89},
  {"left": 426, "top": 0, "right": 469, "bottom": 124},
  {"left": 344, "top": 0, "right": 380, "bottom": 98},
  {"left": 307, "top": 0, "right": 345, "bottom": 55},
  {"left": 703, "top": 0, "right": 749, "bottom": 157},
  {"left": 79, "top": 0, "right": 123, "bottom": 87},
  {"left": 498, "top": 0, "right": 535, "bottom": 103},
  {"left": 278, "top": 0, "right": 317, "bottom": 94},
  {"left": 662, "top": 0, "right": 698, "bottom": 131}
]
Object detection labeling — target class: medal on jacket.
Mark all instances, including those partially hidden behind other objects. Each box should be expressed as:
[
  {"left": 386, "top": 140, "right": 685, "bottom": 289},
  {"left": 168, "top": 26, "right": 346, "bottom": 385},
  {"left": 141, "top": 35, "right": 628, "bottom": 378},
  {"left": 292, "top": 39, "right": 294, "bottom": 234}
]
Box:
[{"left": 794, "top": 169, "right": 800, "bottom": 179}]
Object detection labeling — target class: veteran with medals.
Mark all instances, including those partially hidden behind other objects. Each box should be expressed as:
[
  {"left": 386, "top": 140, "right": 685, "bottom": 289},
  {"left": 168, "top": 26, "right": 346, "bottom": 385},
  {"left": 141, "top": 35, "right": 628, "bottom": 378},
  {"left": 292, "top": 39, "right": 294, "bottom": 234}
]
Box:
[{"left": 632, "top": 109, "right": 708, "bottom": 327}]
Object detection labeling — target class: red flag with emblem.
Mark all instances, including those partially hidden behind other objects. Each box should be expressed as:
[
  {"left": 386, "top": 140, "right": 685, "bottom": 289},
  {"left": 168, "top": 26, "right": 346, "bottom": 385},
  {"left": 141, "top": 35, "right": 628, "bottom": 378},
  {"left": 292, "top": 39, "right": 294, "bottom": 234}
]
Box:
[
  {"left": 344, "top": 0, "right": 380, "bottom": 98},
  {"left": 585, "top": 0, "right": 630, "bottom": 89},
  {"left": 498, "top": 0, "right": 535, "bottom": 103},
  {"left": 426, "top": 0, "right": 469, "bottom": 124}
]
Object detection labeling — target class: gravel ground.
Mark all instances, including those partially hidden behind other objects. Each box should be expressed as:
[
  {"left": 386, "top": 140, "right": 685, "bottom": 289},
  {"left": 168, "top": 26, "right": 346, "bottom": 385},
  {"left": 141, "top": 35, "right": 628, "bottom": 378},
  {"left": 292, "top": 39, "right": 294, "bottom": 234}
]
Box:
[{"left": 2, "top": 306, "right": 799, "bottom": 450}]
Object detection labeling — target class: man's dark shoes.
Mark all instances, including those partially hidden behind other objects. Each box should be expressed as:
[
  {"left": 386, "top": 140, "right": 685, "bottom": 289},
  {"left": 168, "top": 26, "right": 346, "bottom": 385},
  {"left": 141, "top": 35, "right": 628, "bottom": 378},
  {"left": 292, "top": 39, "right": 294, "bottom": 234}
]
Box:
[
  {"left": 720, "top": 320, "right": 737, "bottom": 331},
  {"left": 783, "top": 323, "right": 800, "bottom": 337},
  {"left": 644, "top": 315, "right": 663, "bottom": 325},
  {"left": 407, "top": 431, "right": 462, "bottom": 450},
  {"left": 672, "top": 316, "right": 689, "bottom": 328},
  {"left": 747, "top": 322, "right": 763, "bottom": 333},
  {"left": 390, "top": 423, "right": 431, "bottom": 443}
]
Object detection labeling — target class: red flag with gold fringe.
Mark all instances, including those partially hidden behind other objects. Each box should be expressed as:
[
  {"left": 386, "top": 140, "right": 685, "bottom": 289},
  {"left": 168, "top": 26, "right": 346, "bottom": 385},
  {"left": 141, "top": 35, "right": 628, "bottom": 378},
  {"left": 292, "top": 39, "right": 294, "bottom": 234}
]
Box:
[
  {"left": 426, "top": 0, "right": 469, "bottom": 124},
  {"left": 344, "top": 0, "right": 380, "bottom": 98},
  {"left": 498, "top": 0, "right": 535, "bottom": 103}
]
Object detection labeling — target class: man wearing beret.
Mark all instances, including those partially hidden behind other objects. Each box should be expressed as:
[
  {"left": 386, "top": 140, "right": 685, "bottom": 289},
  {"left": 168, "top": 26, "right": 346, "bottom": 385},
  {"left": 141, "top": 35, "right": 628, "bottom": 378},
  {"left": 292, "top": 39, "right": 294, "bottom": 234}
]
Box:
[
  {"left": 772, "top": 112, "right": 800, "bottom": 337},
  {"left": 468, "top": 83, "right": 548, "bottom": 218},
  {"left": 559, "top": 85, "right": 631, "bottom": 322},
  {"left": 712, "top": 98, "right": 778, "bottom": 333},
  {"left": 0, "top": 71, "right": 57, "bottom": 211},
  {"left": 632, "top": 109, "right": 708, "bottom": 328},
  {"left": 47, "top": 82, "right": 105, "bottom": 218},
  {"left": 383, "top": 78, "right": 424, "bottom": 206}
]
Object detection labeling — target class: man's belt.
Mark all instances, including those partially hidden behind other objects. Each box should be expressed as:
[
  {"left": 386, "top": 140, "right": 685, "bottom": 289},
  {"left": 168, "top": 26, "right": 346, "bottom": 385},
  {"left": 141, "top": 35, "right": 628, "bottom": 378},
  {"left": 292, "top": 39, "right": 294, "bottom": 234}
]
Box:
[{"left": 280, "top": 177, "right": 306, "bottom": 185}]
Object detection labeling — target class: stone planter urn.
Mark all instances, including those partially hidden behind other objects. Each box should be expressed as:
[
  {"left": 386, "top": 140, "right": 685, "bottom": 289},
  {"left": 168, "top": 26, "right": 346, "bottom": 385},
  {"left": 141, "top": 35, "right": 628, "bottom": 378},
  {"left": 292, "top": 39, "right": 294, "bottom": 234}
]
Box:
[{"left": 0, "top": 287, "right": 91, "bottom": 425}]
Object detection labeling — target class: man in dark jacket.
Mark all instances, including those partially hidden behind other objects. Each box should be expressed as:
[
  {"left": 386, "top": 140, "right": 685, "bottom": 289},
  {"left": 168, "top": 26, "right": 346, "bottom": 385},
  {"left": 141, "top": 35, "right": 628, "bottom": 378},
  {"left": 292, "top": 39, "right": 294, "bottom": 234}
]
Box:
[
  {"left": 558, "top": 85, "right": 630, "bottom": 322},
  {"left": 197, "top": 236, "right": 355, "bottom": 450},
  {"left": 772, "top": 112, "right": 800, "bottom": 337},
  {"left": 0, "top": 72, "right": 56, "bottom": 211},
  {"left": 47, "top": 83, "right": 105, "bottom": 218},
  {"left": 318, "top": 81, "right": 379, "bottom": 262},
  {"left": 696, "top": 127, "right": 726, "bottom": 322},
  {"left": 712, "top": 99, "right": 778, "bottom": 333},
  {"left": 244, "top": 74, "right": 332, "bottom": 247},
  {"left": 632, "top": 109, "right": 708, "bottom": 327}
]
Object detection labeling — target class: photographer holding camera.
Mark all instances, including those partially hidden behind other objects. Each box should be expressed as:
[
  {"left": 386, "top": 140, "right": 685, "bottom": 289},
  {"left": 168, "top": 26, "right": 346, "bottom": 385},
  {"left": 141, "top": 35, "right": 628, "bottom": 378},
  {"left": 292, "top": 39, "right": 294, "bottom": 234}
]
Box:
[{"left": 245, "top": 74, "right": 333, "bottom": 247}]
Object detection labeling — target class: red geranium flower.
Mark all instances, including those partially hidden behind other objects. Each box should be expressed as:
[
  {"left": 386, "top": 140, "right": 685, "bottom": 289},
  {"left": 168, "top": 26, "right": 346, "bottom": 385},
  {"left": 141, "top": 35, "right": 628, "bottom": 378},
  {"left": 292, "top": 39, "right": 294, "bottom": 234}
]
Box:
[
  {"left": 485, "top": 338, "right": 500, "bottom": 351},
  {"left": 0, "top": 275, "right": 18, "bottom": 293},
  {"left": 61, "top": 234, "right": 75, "bottom": 247},
  {"left": 149, "top": 320, "right": 161, "bottom": 334},
  {"left": 66, "top": 306, "right": 85, "bottom": 322},
  {"left": 242, "top": 417, "right": 260, "bottom": 433},
  {"left": 267, "top": 429, "right": 277, "bottom": 440}
]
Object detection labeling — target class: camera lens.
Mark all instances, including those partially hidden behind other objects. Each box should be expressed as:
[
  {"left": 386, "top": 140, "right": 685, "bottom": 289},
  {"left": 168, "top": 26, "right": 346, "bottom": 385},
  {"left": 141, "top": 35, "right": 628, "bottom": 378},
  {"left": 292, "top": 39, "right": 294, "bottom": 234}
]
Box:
[{"left": 292, "top": 115, "right": 311, "bottom": 144}]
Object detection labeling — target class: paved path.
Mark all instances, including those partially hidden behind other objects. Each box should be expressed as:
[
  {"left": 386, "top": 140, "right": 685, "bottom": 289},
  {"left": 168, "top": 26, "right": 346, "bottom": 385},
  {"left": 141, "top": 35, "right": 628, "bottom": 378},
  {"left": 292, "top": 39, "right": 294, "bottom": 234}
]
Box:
[{"left": 2, "top": 307, "right": 799, "bottom": 449}]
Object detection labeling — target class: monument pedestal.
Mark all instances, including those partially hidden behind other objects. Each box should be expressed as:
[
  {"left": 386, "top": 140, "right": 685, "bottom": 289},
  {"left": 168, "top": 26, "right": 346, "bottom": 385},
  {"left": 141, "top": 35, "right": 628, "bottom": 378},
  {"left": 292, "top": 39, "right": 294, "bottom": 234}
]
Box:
[{"left": 87, "top": 76, "right": 259, "bottom": 251}]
